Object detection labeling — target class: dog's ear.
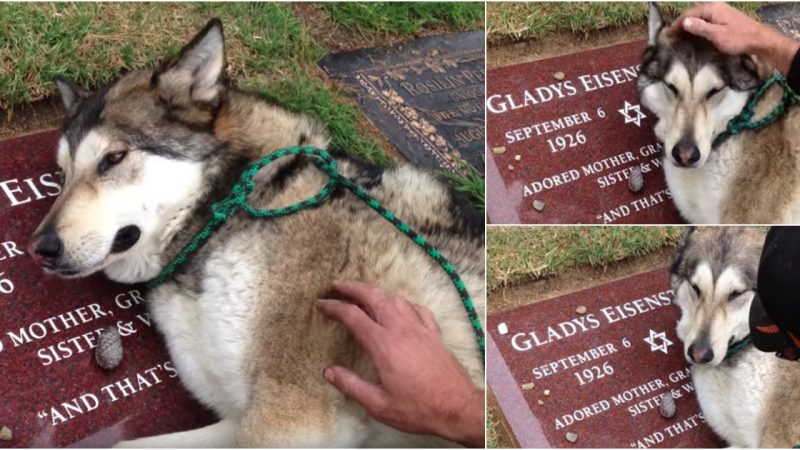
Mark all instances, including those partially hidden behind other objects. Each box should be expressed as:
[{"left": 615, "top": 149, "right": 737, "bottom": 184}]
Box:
[
  {"left": 54, "top": 78, "right": 88, "bottom": 112},
  {"left": 670, "top": 226, "right": 696, "bottom": 276},
  {"left": 648, "top": 2, "right": 665, "bottom": 45},
  {"left": 155, "top": 18, "right": 225, "bottom": 106},
  {"left": 728, "top": 55, "right": 761, "bottom": 91}
]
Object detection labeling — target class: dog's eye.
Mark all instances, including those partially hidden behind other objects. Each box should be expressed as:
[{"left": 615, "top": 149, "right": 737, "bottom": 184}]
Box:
[
  {"left": 98, "top": 151, "right": 128, "bottom": 174},
  {"left": 664, "top": 82, "right": 678, "bottom": 96},
  {"left": 706, "top": 86, "right": 724, "bottom": 100},
  {"left": 690, "top": 282, "right": 701, "bottom": 296},
  {"left": 728, "top": 290, "right": 745, "bottom": 301}
]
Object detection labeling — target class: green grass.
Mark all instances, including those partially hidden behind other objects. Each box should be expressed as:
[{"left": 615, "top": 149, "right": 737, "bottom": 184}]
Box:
[
  {"left": 441, "top": 158, "right": 485, "bottom": 212},
  {"left": 487, "top": 2, "right": 763, "bottom": 44},
  {"left": 487, "top": 226, "right": 685, "bottom": 291},
  {"left": 487, "top": 410, "right": 499, "bottom": 448},
  {"left": 323, "top": 2, "right": 484, "bottom": 36}
]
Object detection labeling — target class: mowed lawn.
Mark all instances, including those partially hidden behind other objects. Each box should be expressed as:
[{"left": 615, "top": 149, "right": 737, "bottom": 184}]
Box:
[
  {"left": 487, "top": 225, "right": 684, "bottom": 448},
  {"left": 0, "top": 2, "right": 484, "bottom": 199},
  {"left": 488, "top": 226, "right": 684, "bottom": 291}
]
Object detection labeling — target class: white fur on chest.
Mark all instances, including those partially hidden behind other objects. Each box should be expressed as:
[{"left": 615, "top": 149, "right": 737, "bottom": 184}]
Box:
[
  {"left": 663, "top": 146, "right": 738, "bottom": 223},
  {"left": 691, "top": 351, "right": 774, "bottom": 447},
  {"left": 148, "top": 250, "right": 260, "bottom": 420}
]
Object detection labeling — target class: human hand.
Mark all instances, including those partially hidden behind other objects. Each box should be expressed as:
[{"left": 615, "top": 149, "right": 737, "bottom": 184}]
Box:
[
  {"left": 671, "top": 3, "right": 800, "bottom": 75},
  {"left": 318, "top": 282, "right": 485, "bottom": 447}
]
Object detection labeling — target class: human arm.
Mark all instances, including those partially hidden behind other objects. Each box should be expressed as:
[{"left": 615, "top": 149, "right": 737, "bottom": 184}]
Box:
[
  {"left": 317, "top": 282, "right": 485, "bottom": 447},
  {"left": 671, "top": 3, "right": 800, "bottom": 76}
]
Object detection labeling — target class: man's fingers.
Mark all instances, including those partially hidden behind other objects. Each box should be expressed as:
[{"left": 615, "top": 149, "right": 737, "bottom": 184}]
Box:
[
  {"left": 671, "top": 4, "right": 716, "bottom": 33},
  {"left": 323, "top": 366, "right": 388, "bottom": 416},
  {"left": 413, "top": 304, "right": 440, "bottom": 334},
  {"left": 318, "top": 299, "right": 381, "bottom": 352},
  {"left": 682, "top": 17, "right": 724, "bottom": 43},
  {"left": 330, "top": 281, "right": 386, "bottom": 313}
]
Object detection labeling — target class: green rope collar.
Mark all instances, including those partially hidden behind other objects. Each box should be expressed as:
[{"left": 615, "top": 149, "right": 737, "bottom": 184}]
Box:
[
  {"left": 713, "top": 73, "right": 798, "bottom": 148},
  {"left": 149, "top": 146, "right": 485, "bottom": 362},
  {"left": 724, "top": 335, "right": 753, "bottom": 360}
]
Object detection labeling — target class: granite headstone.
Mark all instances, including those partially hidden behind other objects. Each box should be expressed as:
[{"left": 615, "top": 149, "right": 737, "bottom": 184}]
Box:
[
  {"left": 488, "top": 268, "right": 724, "bottom": 448},
  {"left": 320, "top": 31, "right": 485, "bottom": 175},
  {"left": 758, "top": 3, "right": 800, "bottom": 40},
  {"left": 486, "top": 40, "right": 684, "bottom": 224}
]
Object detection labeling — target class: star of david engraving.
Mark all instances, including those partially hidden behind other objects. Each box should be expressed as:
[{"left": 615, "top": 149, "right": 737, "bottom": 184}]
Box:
[
  {"left": 644, "top": 329, "right": 673, "bottom": 354},
  {"left": 618, "top": 101, "right": 646, "bottom": 127}
]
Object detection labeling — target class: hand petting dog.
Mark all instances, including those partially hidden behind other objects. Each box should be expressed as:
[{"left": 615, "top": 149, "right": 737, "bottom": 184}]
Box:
[
  {"left": 672, "top": 3, "right": 800, "bottom": 75},
  {"left": 318, "top": 282, "right": 485, "bottom": 448}
]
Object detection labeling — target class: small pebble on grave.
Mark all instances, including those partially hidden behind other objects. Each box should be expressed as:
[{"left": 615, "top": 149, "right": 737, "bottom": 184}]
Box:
[
  {"left": 660, "top": 392, "right": 676, "bottom": 419},
  {"left": 514, "top": 154, "right": 521, "bottom": 161},
  {"left": 554, "top": 71, "right": 566, "bottom": 81},
  {"left": 576, "top": 305, "right": 587, "bottom": 315},
  {"left": 508, "top": 164, "right": 514, "bottom": 171},
  {"left": 565, "top": 432, "right": 578, "bottom": 443},
  {"left": 0, "top": 426, "right": 12, "bottom": 441},
  {"left": 629, "top": 166, "right": 644, "bottom": 192},
  {"left": 493, "top": 146, "right": 507, "bottom": 154},
  {"left": 544, "top": 389, "right": 551, "bottom": 396},
  {"left": 533, "top": 200, "right": 546, "bottom": 211},
  {"left": 95, "top": 326, "right": 124, "bottom": 370},
  {"left": 521, "top": 382, "right": 535, "bottom": 390}
]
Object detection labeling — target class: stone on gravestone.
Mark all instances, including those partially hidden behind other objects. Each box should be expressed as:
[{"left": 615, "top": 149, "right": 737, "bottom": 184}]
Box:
[
  {"left": 486, "top": 40, "right": 685, "bottom": 224},
  {"left": 319, "top": 31, "right": 485, "bottom": 176},
  {"left": 487, "top": 268, "right": 726, "bottom": 448},
  {"left": 758, "top": 3, "right": 800, "bottom": 41},
  {"left": 0, "top": 131, "right": 215, "bottom": 447}
]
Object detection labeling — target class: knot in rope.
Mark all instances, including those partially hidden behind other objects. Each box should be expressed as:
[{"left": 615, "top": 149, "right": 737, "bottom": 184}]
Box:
[
  {"left": 713, "top": 74, "right": 798, "bottom": 147},
  {"left": 148, "top": 146, "right": 485, "bottom": 361}
]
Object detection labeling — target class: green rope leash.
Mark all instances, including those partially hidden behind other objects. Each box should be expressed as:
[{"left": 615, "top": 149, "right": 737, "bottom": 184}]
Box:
[
  {"left": 724, "top": 335, "right": 753, "bottom": 360},
  {"left": 713, "top": 73, "right": 798, "bottom": 148},
  {"left": 149, "top": 146, "right": 485, "bottom": 362}
]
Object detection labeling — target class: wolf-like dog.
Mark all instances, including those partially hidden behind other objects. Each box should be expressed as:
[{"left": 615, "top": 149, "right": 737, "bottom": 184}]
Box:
[
  {"left": 671, "top": 227, "right": 800, "bottom": 447},
  {"left": 27, "top": 19, "right": 485, "bottom": 447},
  {"left": 638, "top": 4, "right": 800, "bottom": 224}
]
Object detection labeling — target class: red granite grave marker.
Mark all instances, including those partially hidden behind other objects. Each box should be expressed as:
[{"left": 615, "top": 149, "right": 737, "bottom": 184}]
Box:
[
  {"left": 0, "top": 131, "right": 214, "bottom": 447},
  {"left": 488, "top": 269, "right": 725, "bottom": 448},
  {"left": 486, "top": 40, "right": 684, "bottom": 224}
]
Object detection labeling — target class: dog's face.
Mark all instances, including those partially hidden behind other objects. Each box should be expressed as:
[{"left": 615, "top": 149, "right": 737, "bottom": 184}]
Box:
[
  {"left": 28, "top": 20, "right": 228, "bottom": 282},
  {"left": 670, "top": 227, "right": 765, "bottom": 366},
  {"left": 637, "top": 3, "right": 760, "bottom": 168}
]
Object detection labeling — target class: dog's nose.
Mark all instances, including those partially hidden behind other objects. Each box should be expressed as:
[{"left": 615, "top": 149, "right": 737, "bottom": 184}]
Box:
[
  {"left": 688, "top": 341, "right": 715, "bottom": 364},
  {"left": 29, "top": 226, "right": 63, "bottom": 267},
  {"left": 672, "top": 138, "right": 701, "bottom": 167}
]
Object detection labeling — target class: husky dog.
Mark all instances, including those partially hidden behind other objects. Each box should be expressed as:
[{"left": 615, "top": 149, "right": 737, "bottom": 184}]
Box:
[
  {"left": 27, "top": 19, "right": 485, "bottom": 447},
  {"left": 638, "top": 4, "right": 800, "bottom": 224},
  {"left": 671, "top": 227, "right": 800, "bottom": 447}
]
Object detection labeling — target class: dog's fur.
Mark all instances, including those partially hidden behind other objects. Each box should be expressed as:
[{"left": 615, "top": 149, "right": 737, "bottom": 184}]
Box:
[
  {"left": 671, "top": 227, "right": 800, "bottom": 447},
  {"left": 638, "top": 4, "right": 800, "bottom": 224},
  {"left": 29, "top": 20, "right": 485, "bottom": 447}
]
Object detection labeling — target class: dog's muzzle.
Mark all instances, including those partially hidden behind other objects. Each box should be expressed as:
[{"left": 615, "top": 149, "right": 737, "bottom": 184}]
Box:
[
  {"left": 672, "top": 137, "right": 701, "bottom": 167},
  {"left": 28, "top": 224, "right": 62, "bottom": 269},
  {"left": 688, "top": 338, "right": 714, "bottom": 364}
]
